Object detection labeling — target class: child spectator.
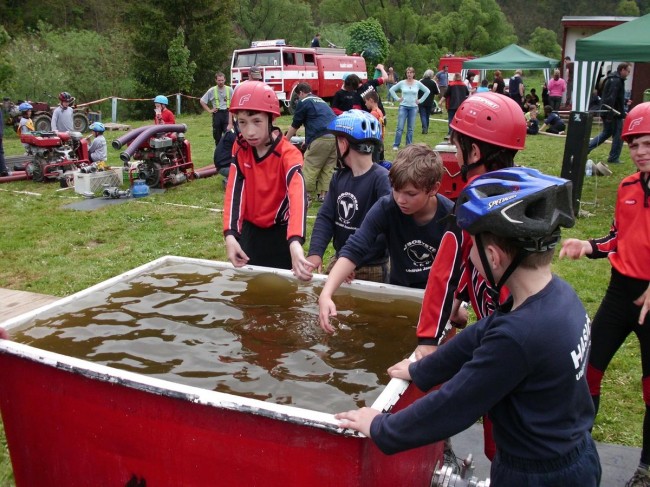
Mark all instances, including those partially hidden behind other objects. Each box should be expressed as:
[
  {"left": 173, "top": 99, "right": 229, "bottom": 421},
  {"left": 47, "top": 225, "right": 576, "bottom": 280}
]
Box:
[
  {"left": 307, "top": 110, "right": 391, "bottom": 283},
  {"left": 223, "top": 81, "right": 313, "bottom": 280},
  {"left": 153, "top": 95, "right": 176, "bottom": 125},
  {"left": 87, "top": 122, "right": 107, "bottom": 163},
  {"left": 318, "top": 143, "right": 454, "bottom": 333},
  {"left": 337, "top": 167, "right": 601, "bottom": 487},
  {"left": 363, "top": 91, "right": 385, "bottom": 162},
  {"left": 540, "top": 105, "right": 565, "bottom": 135},
  {"left": 17, "top": 102, "right": 35, "bottom": 153},
  {"left": 529, "top": 87, "right": 540, "bottom": 106},
  {"left": 559, "top": 101, "right": 650, "bottom": 487},
  {"left": 525, "top": 104, "right": 539, "bottom": 135},
  {"left": 51, "top": 92, "right": 74, "bottom": 132}
]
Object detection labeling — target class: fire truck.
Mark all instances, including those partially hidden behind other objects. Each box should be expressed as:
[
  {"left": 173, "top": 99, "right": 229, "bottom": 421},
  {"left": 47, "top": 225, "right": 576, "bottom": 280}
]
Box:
[{"left": 230, "top": 39, "right": 367, "bottom": 114}]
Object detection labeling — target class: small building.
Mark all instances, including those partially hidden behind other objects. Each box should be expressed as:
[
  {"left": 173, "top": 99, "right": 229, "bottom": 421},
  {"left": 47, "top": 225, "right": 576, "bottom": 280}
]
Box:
[{"left": 561, "top": 16, "right": 649, "bottom": 110}]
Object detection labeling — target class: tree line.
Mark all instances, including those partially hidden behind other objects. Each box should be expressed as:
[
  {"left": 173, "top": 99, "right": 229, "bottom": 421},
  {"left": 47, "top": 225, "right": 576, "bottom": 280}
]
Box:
[{"left": 0, "top": 0, "right": 646, "bottom": 118}]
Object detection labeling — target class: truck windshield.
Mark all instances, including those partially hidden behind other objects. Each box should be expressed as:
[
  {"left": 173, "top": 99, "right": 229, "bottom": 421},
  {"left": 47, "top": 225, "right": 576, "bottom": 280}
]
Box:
[{"left": 234, "top": 51, "right": 282, "bottom": 68}]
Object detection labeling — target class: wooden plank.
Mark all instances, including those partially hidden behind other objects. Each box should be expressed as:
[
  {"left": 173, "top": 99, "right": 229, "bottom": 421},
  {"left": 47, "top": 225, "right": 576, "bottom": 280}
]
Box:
[
  {"left": 0, "top": 289, "right": 61, "bottom": 324},
  {"left": 103, "top": 123, "right": 132, "bottom": 131}
]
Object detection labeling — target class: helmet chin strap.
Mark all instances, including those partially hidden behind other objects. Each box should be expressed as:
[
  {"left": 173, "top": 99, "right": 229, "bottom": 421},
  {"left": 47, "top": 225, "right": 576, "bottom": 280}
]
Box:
[
  {"left": 460, "top": 160, "right": 484, "bottom": 182},
  {"left": 335, "top": 139, "right": 350, "bottom": 169},
  {"left": 475, "top": 233, "right": 527, "bottom": 312}
]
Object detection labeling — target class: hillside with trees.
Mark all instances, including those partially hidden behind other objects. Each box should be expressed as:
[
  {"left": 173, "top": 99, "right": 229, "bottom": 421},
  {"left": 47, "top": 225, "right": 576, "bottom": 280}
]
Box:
[{"left": 0, "top": 0, "right": 647, "bottom": 116}]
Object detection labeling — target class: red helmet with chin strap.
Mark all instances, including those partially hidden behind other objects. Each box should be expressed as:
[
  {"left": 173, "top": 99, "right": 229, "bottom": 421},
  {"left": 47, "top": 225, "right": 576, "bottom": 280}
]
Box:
[
  {"left": 229, "top": 81, "right": 281, "bottom": 119},
  {"left": 622, "top": 102, "right": 650, "bottom": 142},
  {"left": 59, "top": 91, "right": 73, "bottom": 103},
  {"left": 451, "top": 92, "right": 526, "bottom": 150}
]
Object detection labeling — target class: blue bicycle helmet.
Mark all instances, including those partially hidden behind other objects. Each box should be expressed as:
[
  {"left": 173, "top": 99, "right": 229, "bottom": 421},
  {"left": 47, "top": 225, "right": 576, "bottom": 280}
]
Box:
[
  {"left": 456, "top": 167, "right": 574, "bottom": 251},
  {"left": 18, "top": 102, "right": 33, "bottom": 112},
  {"left": 154, "top": 95, "right": 169, "bottom": 105},
  {"left": 327, "top": 109, "right": 381, "bottom": 154},
  {"left": 89, "top": 122, "right": 105, "bottom": 133}
]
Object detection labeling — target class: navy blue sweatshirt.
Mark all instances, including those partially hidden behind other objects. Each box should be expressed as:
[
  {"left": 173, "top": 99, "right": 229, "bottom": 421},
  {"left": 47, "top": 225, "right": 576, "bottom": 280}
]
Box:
[
  {"left": 370, "top": 276, "right": 595, "bottom": 459},
  {"left": 308, "top": 164, "right": 391, "bottom": 265},
  {"left": 339, "top": 193, "right": 454, "bottom": 288}
]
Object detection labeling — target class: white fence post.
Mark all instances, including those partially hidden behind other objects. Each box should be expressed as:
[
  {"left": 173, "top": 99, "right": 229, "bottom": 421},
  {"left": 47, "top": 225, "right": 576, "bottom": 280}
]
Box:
[{"left": 112, "top": 97, "right": 118, "bottom": 123}]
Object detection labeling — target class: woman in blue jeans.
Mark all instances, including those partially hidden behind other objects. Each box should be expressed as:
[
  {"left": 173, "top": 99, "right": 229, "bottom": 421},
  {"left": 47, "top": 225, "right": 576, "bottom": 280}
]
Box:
[{"left": 389, "top": 67, "right": 430, "bottom": 150}]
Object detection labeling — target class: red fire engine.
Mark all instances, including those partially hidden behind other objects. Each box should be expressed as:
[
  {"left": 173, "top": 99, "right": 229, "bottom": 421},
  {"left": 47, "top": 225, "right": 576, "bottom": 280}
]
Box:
[{"left": 230, "top": 39, "right": 367, "bottom": 114}]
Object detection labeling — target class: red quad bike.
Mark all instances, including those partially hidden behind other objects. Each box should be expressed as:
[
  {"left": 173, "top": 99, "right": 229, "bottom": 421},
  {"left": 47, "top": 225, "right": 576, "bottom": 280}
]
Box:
[
  {"left": 113, "top": 124, "right": 194, "bottom": 189},
  {"left": 20, "top": 131, "right": 90, "bottom": 183}
]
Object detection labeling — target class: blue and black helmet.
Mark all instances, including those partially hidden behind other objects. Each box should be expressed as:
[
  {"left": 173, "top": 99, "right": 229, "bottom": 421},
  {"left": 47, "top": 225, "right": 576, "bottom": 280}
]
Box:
[
  {"left": 327, "top": 109, "right": 381, "bottom": 154},
  {"left": 89, "top": 122, "right": 105, "bottom": 133},
  {"left": 455, "top": 167, "right": 574, "bottom": 252},
  {"left": 18, "top": 102, "right": 33, "bottom": 112}
]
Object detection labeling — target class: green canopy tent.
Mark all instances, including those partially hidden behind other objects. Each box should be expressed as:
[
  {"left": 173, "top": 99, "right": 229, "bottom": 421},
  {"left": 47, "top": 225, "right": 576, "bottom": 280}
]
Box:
[
  {"left": 462, "top": 44, "right": 558, "bottom": 86},
  {"left": 463, "top": 44, "right": 558, "bottom": 71},
  {"left": 574, "top": 14, "right": 650, "bottom": 112}
]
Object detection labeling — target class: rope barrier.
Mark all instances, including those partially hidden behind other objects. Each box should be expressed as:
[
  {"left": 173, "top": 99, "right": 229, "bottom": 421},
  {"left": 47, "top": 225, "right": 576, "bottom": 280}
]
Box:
[{"left": 76, "top": 92, "right": 204, "bottom": 108}]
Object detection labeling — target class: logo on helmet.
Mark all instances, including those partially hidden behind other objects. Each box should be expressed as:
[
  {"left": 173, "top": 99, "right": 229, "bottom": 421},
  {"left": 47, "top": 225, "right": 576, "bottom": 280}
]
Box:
[
  {"left": 472, "top": 96, "right": 499, "bottom": 110},
  {"left": 487, "top": 194, "right": 517, "bottom": 210},
  {"left": 628, "top": 116, "right": 645, "bottom": 131}
]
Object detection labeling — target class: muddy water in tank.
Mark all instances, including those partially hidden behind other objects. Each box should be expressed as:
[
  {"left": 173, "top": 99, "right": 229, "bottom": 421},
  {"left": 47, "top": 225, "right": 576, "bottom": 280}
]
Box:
[{"left": 15, "top": 262, "right": 421, "bottom": 413}]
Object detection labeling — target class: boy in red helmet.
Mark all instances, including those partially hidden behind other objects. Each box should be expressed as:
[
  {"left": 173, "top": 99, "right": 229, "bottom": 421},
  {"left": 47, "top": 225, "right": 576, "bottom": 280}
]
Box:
[
  {"left": 223, "top": 81, "right": 314, "bottom": 280},
  {"left": 51, "top": 91, "right": 74, "bottom": 132},
  {"left": 560, "top": 101, "right": 650, "bottom": 487}
]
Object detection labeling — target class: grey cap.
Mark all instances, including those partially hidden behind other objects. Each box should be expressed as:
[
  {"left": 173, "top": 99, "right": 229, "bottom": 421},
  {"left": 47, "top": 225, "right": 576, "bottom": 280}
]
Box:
[{"left": 249, "top": 65, "right": 262, "bottom": 80}]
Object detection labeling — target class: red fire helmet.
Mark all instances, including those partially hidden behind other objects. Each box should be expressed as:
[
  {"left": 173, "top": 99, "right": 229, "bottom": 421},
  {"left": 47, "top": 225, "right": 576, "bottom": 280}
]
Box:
[
  {"left": 230, "top": 81, "right": 281, "bottom": 119},
  {"left": 622, "top": 102, "right": 650, "bottom": 142},
  {"left": 451, "top": 92, "right": 526, "bottom": 151}
]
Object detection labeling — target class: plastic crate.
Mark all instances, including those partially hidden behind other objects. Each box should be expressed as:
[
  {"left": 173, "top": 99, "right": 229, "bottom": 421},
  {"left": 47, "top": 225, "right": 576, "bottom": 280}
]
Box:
[{"left": 73, "top": 167, "right": 123, "bottom": 194}]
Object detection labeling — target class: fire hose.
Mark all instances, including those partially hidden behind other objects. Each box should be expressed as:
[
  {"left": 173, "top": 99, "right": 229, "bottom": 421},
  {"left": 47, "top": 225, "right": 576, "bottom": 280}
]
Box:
[
  {"left": 0, "top": 171, "right": 29, "bottom": 183},
  {"left": 119, "top": 124, "right": 188, "bottom": 163},
  {"left": 111, "top": 125, "right": 151, "bottom": 150}
]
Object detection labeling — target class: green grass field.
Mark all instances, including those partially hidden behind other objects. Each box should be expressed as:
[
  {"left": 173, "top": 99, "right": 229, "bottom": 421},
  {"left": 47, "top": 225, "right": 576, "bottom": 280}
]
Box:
[{"left": 0, "top": 104, "right": 643, "bottom": 484}]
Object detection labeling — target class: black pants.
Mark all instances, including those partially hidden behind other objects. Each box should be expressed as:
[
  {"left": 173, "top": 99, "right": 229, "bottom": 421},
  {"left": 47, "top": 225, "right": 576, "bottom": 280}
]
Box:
[
  {"left": 588, "top": 267, "right": 650, "bottom": 462},
  {"left": 240, "top": 221, "right": 292, "bottom": 270},
  {"left": 212, "top": 110, "right": 229, "bottom": 145}
]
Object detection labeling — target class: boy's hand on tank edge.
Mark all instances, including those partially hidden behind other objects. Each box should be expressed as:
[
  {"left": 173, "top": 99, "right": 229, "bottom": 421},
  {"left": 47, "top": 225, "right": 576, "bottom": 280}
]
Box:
[
  {"left": 225, "top": 236, "right": 249, "bottom": 267},
  {"left": 289, "top": 242, "right": 315, "bottom": 281},
  {"left": 388, "top": 359, "right": 413, "bottom": 380},
  {"left": 0, "top": 328, "right": 8, "bottom": 340},
  {"left": 414, "top": 344, "right": 437, "bottom": 360},
  {"left": 306, "top": 255, "right": 323, "bottom": 274},
  {"left": 335, "top": 407, "right": 380, "bottom": 437}
]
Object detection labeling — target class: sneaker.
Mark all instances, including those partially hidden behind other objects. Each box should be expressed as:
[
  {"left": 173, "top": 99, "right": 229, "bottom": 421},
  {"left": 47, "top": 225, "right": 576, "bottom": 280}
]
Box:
[
  {"left": 626, "top": 467, "right": 650, "bottom": 487},
  {"left": 392, "top": 146, "right": 399, "bottom": 151}
]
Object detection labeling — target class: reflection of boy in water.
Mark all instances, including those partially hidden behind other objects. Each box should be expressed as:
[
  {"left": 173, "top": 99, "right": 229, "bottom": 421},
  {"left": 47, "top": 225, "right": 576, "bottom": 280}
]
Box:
[{"left": 318, "top": 143, "right": 454, "bottom": 333}]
